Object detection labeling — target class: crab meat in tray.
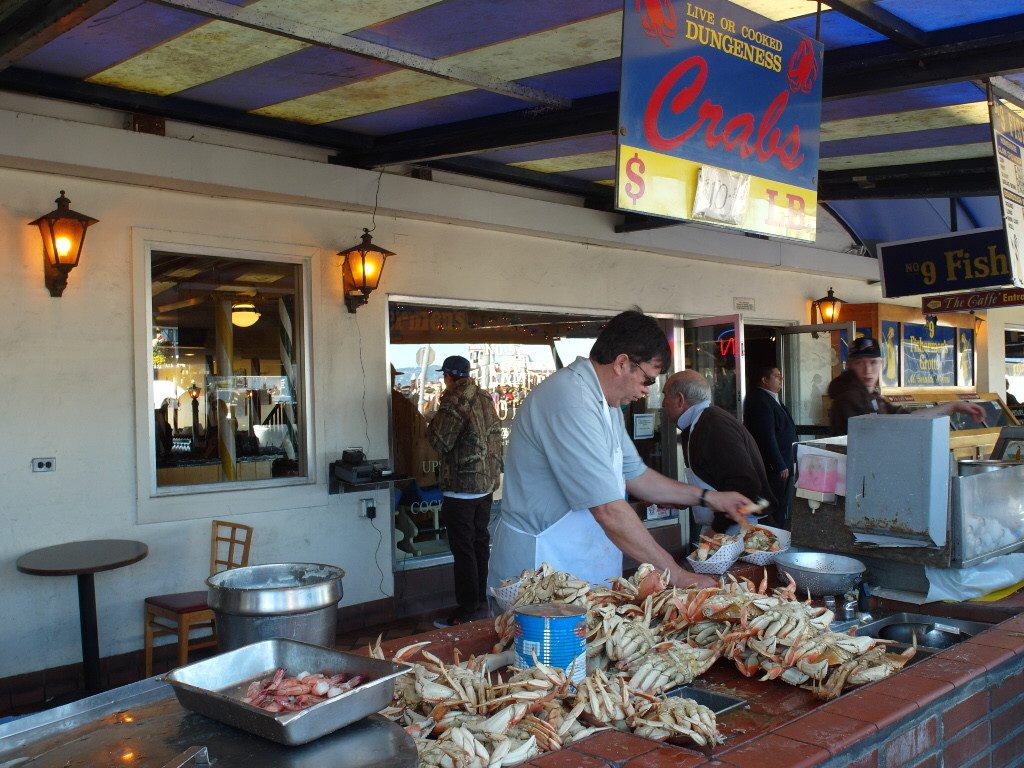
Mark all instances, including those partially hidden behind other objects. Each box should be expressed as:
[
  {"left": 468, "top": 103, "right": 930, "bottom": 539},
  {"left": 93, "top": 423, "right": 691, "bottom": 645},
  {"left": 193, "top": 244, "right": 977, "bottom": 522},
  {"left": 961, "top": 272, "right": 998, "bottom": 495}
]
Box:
[
  {"left": 742, "top": 526, "right": 781, "bottom": 553},
  {"left": 691, "top": 533, "right": 738, "bottom": 562}
]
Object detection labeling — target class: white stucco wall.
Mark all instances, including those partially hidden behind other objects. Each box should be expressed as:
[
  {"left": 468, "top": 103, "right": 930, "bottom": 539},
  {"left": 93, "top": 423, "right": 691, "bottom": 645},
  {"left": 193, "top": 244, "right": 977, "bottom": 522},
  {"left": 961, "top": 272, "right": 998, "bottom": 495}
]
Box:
[{"left": 0, "top": 98, "right": 955, "bottom": 678}]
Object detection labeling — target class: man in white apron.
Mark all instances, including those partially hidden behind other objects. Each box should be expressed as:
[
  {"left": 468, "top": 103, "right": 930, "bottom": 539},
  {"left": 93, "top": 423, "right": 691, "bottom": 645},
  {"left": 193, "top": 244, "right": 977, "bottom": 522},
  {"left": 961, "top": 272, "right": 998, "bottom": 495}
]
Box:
[
  {"left": 489, "top": 311, "right": 753, "bottom": 592},
  {"left": 663, "top": 370, "right": 778, "bottom": 535}
]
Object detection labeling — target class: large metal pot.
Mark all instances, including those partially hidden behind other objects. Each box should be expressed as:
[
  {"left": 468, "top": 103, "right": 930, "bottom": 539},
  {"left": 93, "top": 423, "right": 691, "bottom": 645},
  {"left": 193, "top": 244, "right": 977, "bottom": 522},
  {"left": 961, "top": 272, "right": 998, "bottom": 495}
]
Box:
[{"left": 207, "top": 563, "right": 345, "bottom": 650}]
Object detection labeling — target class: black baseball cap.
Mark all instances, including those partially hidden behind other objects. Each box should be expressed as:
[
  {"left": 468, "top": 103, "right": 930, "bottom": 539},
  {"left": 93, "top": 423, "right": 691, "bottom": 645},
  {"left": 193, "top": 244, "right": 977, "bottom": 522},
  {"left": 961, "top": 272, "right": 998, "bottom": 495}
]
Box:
[
  {"left": 849, "top": 337, "right": 881, "bottom": 359},
  {"left": 441, "top": 355, "right": 471, "bottom": 378}
]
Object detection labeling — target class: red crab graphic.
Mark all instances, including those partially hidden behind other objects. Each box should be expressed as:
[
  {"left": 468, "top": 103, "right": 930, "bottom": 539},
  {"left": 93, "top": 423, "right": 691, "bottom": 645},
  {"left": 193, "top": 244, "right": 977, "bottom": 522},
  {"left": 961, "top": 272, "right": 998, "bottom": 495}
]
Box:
[
  {"left": 787, "top": 38, "right": 819, "bottom": 94},
  {"left": 637, "top": 0, "right": 677, "bottom": 46}
]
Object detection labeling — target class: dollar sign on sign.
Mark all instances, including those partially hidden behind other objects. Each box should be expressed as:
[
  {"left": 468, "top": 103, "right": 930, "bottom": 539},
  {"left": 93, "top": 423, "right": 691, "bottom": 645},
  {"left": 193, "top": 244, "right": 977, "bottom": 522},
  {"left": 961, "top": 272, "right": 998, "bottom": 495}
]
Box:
[{"left": 625, "top": 153, "right": 646, "bottom": 205}]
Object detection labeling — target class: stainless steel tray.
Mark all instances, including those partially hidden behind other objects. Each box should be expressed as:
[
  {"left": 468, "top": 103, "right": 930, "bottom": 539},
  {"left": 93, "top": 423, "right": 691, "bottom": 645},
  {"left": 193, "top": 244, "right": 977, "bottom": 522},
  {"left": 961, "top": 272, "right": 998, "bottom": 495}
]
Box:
[
  {"left": 665, "top": 685, "right": 746, "bottom": 716},
  {"left": 163, "top": 638, "right": 411, "bottom": 745}
]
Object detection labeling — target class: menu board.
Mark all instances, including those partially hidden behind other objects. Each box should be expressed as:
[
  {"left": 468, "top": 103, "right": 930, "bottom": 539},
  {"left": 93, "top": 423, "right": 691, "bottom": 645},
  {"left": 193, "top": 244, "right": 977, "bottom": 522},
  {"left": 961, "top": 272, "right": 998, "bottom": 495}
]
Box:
[
  {"left": 989, "top": 78, "right": 1024, "bottom": 287},
  {"left": 902, "top": 322, "right": 955, "bottom": 387}
]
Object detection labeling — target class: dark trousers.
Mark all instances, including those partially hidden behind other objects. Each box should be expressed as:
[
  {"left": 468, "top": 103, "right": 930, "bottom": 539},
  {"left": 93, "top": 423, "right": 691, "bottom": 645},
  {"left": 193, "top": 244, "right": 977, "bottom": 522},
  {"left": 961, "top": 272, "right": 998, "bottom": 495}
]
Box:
[
  {"left": 768, "top": 472, "right": 793, "bottom": 530},
  {"left": 441, "top": 493, "right": 492, "bottom": 618}
]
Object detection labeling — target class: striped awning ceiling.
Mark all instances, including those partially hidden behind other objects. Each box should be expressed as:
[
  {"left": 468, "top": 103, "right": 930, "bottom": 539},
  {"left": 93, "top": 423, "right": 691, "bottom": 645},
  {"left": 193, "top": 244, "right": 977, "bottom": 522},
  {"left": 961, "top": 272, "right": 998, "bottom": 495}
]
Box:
[{"left": 3, "top": 0, "right": 1024, "bottom": 239}]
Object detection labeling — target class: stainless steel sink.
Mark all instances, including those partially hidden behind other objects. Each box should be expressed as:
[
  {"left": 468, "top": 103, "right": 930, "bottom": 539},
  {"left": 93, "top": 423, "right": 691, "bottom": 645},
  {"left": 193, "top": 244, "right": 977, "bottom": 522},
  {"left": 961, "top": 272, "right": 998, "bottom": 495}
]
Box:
[{"left": 855, "top": 612, "right": 992, "bottom": 650}]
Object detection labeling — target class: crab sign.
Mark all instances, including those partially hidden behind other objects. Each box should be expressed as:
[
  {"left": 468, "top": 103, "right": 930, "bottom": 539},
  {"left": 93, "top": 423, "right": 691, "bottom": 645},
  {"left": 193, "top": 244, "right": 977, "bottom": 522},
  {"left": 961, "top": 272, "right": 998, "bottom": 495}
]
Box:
[
  {"left": 787, "top": 38, "right": 818, "bottom": 95},
  {"left": 637, "top": 0, "right": 677, "bottom": 46}
]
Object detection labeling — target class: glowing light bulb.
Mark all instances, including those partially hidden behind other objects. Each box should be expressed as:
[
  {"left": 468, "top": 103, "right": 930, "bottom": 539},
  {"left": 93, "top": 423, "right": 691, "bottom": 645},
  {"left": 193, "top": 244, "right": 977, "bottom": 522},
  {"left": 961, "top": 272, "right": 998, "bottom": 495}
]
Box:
[
  {"left": 364, "top": 263, "right": 375, "bottom": 277},
  {"left": 55, "top": 236, "right": 72, "bottom": 258}
]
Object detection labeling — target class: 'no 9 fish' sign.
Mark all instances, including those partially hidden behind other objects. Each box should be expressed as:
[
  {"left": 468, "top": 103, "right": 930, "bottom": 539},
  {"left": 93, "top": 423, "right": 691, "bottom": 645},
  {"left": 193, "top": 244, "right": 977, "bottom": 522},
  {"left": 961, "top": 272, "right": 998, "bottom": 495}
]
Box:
[{"left": 617, "top": 0, "right": 823, "bottom": 241}]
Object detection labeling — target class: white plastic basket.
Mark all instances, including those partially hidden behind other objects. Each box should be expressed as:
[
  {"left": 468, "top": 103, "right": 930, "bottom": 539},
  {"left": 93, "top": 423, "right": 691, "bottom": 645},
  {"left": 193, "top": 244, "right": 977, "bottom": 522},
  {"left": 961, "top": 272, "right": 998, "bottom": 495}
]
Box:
[
  {"left": 686, "top": 536, "right": 744, "bottom": 575},
  {"left": 739, "top": 525, "right": 792, "bottom": 566},
  {"left": 491, "top": 581, "right": 522, "bottom": 613}
]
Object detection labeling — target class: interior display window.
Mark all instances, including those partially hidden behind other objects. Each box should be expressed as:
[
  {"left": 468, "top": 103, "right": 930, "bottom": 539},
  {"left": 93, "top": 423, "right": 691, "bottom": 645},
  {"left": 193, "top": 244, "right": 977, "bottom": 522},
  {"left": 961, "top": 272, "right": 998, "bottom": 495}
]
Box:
[{"left": 149, "top": 251, "right": 306, "bottom": 488}]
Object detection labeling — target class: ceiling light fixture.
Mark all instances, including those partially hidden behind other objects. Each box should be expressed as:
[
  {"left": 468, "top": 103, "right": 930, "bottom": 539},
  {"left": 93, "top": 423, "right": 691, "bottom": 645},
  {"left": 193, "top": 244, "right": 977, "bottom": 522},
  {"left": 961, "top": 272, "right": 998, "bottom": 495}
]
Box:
[{"left": 231, "top": 301, "right": 261, "bottom": 327}]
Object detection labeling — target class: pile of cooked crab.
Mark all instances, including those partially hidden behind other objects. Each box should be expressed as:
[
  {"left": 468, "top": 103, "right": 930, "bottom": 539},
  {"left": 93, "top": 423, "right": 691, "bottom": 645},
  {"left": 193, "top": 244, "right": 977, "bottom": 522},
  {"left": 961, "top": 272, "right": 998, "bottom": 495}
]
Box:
[{"left": 373, "top": 562, "right": 913, "bottom": 768}]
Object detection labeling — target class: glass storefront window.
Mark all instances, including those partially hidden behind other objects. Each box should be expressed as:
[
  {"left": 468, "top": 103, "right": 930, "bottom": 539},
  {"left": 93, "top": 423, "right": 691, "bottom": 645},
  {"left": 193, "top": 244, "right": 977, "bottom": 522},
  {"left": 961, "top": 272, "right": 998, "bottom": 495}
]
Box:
[
  {"left": 388, "top": 303, "right": 618, "bottom": 565},
  {"left": 150, "top": 251, "right": 306, "bottom": 488}
]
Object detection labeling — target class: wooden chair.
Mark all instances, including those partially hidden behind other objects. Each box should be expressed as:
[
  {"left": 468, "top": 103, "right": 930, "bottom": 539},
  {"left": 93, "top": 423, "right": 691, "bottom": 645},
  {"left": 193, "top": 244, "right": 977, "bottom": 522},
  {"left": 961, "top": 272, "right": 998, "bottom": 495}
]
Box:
[{"left": 143, "top": 519, "right": 254, "bottom": 676}]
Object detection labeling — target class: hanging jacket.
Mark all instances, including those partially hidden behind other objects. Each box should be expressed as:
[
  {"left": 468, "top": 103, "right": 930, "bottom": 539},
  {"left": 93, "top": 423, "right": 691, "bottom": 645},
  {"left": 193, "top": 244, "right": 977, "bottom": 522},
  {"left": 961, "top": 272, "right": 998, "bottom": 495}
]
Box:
[{"left": 426, "top": 377, "right": 503, "bottom": 493}]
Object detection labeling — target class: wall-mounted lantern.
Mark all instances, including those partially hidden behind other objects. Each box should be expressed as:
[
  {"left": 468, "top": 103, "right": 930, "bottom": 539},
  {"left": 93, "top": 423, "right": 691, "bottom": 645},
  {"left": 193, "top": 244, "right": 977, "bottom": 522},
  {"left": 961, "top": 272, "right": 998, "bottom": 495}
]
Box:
[
  {"left": 813, "top": 287, "right": 843, "bottom": 324},
  {"left": 29, "top": 190, "right": 98, "bottom": 297},
  {"left": 339, "top": 228, "right": 394, "bottom": 313}
]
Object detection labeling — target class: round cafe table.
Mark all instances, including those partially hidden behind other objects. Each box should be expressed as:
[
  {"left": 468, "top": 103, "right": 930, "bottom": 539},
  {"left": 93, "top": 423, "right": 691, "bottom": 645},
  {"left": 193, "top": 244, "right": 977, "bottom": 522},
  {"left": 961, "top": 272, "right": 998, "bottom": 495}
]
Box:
[{"left": 17, "top": 539, "right": 148, "bottom": 692}]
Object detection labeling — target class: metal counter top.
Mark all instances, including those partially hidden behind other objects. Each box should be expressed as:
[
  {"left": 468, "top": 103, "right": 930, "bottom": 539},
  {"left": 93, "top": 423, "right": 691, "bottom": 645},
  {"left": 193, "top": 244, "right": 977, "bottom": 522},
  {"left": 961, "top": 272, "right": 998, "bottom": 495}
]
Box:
[{"left": 0, "top": 678, "right": 416, "bottom": 767}]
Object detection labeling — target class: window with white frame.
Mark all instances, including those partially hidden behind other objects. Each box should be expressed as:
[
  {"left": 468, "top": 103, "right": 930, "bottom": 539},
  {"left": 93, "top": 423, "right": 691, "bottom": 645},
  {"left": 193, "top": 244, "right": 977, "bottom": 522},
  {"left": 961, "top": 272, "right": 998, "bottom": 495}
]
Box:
[{"left": 149, "top": 250, "right": 307, "bottom": 488}]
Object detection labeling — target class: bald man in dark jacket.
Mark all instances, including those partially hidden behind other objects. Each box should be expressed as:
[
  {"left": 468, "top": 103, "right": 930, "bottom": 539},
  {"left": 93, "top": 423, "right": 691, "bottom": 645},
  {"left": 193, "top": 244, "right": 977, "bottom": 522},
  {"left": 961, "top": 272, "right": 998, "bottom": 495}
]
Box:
[{"left": 664, "top": 371, "right": 778, "bottom": 533}]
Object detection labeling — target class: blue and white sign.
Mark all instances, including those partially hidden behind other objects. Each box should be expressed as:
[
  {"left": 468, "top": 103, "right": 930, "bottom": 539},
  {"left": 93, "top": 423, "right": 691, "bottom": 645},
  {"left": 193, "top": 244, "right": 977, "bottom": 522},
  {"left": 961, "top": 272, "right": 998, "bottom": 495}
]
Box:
[
  {"left": 902, "top": 322, "right": 955, "bottom": 387},
  {"left": 878, "top": 228, "right": 1012, "bottom": 299}
]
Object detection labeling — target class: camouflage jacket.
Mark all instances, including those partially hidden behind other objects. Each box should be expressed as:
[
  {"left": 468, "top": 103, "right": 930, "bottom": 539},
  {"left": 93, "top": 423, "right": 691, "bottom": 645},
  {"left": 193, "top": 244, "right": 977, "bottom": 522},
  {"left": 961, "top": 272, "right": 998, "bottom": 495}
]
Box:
[{"left": 426, "top": 377, "right": 503, "bottom": 493}]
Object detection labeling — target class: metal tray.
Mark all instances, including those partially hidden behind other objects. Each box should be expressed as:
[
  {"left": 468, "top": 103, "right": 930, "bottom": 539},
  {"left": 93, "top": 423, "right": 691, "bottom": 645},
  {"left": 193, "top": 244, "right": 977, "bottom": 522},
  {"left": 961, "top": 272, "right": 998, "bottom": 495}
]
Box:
[
  {"left": 665, "top": 685, "right": 746, "bottom": 716},
  {"left": 163, "top": 638, "right": 411, "bottom": 745}
]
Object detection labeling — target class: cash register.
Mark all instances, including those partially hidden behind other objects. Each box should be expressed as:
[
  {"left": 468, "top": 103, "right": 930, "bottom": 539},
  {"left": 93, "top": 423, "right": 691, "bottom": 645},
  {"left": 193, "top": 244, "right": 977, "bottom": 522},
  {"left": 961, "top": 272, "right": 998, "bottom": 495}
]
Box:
[{"left": 328, "top": 449, "right": 399, "bottom": 493}]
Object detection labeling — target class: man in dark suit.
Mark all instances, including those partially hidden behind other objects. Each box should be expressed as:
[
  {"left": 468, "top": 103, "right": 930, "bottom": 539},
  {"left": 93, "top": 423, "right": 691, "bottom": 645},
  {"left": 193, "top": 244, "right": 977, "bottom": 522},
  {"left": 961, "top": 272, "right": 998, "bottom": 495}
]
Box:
[{"left": 743, "top": 365, "right": 797, "bottom": 529}]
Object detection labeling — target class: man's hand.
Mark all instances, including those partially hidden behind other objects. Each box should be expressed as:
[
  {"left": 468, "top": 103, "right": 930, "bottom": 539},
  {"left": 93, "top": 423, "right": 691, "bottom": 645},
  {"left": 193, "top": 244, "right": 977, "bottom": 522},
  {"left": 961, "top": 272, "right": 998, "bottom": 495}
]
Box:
[
  {"left": 669, "top": 564, "right": 717, "bottom": 589},
  {"left": 705, "top": 490, "right": 755, "bottom": 525},
  {"left": 954, "top": 401, "right": 986, "bottom": 423},
  {"left": 779, "top": 468, "right": 790, "bottom": 481}
]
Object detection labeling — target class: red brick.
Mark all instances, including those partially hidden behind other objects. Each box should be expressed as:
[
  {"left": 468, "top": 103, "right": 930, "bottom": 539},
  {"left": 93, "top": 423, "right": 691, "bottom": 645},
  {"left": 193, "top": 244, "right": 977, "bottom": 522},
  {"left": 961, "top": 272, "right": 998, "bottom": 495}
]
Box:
[
  {"left": 968, "top": 629, "right": 1024, "bottom": 654},
  {"left": 718, "top": 733, "right": 829, "bottom": 768},
  {"left": 745, "top": 685, "right": 818, "bottom": 716},
  {"left": 910, "top": 756, "right": 939, "bottom": 768},
  {"left": 884, "top": 715, "right": 938, "bottom": 765},
  {"left": 992, "top": 727, "right": 1024, "bottom": 767},
  {"left": 842, "top": 751, "right": 878, "bottom": 768},
  {"left": 990, "top": 669, "right": 1024, "bottom": 709},
  {"left": 869, "top": 672, "right": 954, "bottom": 708},
  {"left": 527, "top": 748, "right": 612, "bottom": 767},
  {"left": 624, "top": 745, "right": 707, "bottom": 767},
  {"left": 911, "top": 656, "right": 987, "bottom": 687},
  {"left": 572, "top": 730, "right": 660, "bottom": 763},
  {"left": 944, "top": 721, "right": 990, "bottom": 766},
  {"left": 965, "top": 753, "right": 991, "bottom": 768},
  {"left": 997, "top": 616, "right": 1024, "bottom": 633},
  {"left": 773, "top": 710, "right": 877, "bottom": 756},
  {"left": 991, "top": 698, "right": 1024, "bottom": 736},
  {"left": 944, "top": 690, "right": 989, "bottom": 735},
  {"left": 939, "top": 641, "right": 1015, "bottom": 672},
  {"left": 824, "top": 689, "right": 918, "bottom": 729}
]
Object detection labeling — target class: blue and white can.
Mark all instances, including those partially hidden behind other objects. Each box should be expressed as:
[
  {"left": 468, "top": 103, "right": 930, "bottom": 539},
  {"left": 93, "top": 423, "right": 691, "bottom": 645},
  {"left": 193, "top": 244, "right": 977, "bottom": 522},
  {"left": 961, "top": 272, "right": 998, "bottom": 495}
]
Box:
[{"left": 513, "top": 602, "right": 587, "bottom": 683}]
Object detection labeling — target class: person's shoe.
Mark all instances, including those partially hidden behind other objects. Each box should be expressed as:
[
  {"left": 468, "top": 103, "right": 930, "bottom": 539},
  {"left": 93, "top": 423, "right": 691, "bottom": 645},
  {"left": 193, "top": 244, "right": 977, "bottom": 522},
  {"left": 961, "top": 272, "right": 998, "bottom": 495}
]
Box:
[{"left": 432, "top": 614, "right": 468, "bottom": 629}]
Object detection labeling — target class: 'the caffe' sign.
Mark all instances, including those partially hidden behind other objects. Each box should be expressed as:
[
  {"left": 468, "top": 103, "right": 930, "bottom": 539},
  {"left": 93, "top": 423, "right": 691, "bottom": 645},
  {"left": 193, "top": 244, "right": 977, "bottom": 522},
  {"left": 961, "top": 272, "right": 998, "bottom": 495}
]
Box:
[{"left": 878, "top": 227, "right": 1013, "bottom": 299}]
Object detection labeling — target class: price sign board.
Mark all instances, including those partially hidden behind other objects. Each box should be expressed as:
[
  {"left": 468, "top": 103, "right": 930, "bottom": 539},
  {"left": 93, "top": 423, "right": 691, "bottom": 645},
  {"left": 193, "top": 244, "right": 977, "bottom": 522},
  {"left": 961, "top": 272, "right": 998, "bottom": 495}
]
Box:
[
  {"left": 617, "top": 0, "right": 823, "bottom": 241},
  {"left": 989, "top": 77, "right": 1024, "bottom": 287}
]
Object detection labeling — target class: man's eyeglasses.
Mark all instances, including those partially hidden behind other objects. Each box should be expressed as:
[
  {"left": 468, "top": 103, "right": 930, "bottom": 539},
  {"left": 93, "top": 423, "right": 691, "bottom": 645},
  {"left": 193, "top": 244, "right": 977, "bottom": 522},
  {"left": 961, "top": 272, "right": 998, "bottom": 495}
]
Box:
[{"left": 629, "top": 358, "right": 659, "bottom": 387}]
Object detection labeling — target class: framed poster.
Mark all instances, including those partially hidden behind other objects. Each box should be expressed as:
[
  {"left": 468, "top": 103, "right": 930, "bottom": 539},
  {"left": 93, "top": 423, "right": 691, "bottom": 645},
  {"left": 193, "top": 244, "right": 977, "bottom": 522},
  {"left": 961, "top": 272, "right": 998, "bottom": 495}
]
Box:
[
  {"left": 880, "top": 321, "right": 900, "bottom": 387},
  {"left": 633, "top": 413, "right": 655, "bottom": 440},
  {"left": 958, "top": 328, "right": 975, "bottom": 387},
  {"left": 902, "top": 322, "right": 955, "bottom": 386}
]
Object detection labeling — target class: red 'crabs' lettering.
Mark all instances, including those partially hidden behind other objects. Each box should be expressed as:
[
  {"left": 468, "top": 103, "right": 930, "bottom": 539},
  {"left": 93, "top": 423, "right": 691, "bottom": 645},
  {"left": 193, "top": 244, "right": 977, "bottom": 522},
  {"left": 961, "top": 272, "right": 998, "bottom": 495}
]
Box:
[{"left": 643, "top": 55, "right": 804, "bottom": 171}]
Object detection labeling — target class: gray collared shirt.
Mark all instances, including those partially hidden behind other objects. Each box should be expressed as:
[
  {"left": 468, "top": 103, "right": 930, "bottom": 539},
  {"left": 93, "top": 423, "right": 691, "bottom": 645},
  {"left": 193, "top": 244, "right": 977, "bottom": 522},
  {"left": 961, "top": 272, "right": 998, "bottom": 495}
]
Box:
[{"left": 500, "top": 357, "right": 646, "bottom": 534}]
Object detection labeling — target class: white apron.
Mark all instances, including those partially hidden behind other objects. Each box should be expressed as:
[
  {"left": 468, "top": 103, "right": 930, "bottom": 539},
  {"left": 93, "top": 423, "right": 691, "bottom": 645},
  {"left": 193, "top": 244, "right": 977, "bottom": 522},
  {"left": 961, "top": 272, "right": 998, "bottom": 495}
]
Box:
[{"left": 490, "top": 404, "right": 625, "bottom": 587}]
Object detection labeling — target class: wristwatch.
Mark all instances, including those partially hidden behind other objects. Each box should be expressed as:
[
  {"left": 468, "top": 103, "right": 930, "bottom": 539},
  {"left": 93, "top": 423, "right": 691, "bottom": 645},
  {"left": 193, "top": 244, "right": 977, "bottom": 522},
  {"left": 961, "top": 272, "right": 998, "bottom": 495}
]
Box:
[{"left": 698, "top": 489, "right": 709, "bottom": 507}]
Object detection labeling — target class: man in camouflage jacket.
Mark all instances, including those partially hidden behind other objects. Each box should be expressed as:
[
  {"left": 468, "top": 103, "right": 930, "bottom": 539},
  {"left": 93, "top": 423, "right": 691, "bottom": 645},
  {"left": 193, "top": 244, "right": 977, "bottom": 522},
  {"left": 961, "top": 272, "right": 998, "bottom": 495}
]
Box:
[{"left": 427, "top": 355, "right": 503, "bottom": 626}]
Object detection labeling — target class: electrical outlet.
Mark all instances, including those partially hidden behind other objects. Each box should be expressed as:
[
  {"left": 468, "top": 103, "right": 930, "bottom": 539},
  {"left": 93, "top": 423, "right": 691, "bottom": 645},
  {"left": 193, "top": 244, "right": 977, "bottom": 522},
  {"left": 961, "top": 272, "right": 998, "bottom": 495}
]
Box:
[
  {"left": 359, "top": 498, "right": 375, "bottom": 518},
  {"left": 32, "top": 457, "right": 56, "bottom": 473}
]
